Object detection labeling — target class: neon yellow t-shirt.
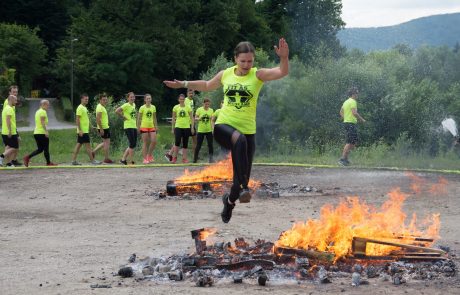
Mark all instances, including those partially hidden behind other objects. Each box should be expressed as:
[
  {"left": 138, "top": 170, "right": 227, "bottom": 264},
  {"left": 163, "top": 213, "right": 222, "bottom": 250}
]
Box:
[
  {"left": 34, "top": 108, "right": 48, "bottom": 134},
  {"left": 96, "top": 103, "right": 109, "bottom": 129},
  {"left": 196, "top": 107, "right": 214, "bottom": 133},
  {"left": 121, "top": 102, "right": 137, "bottom": 129},
  {"left": 3, "top": 98, "right": 15, "bottom": 111},
  {"left": 213, "top": 108, "right": 221, "bottom": 120},
  {"left": 342, "top": 98, "right": 358, "bottom": 124},
  {"left": 1, "top": 105, "right": 16, "bottom": 135},
  {"left": 139, "top": 104, "right": 156, "bottom": 128},
  {"left": 215, "top": 66, "right": 264, "bottom": 134},
  {"left": 185, "top": 97, "right": 194, "bottom": 111},
  {"left": 76, "top": 104, "right": 90, "bottom": 133},
  {"left": 173, "top": 104, "right": 192, "bottom": 128}
]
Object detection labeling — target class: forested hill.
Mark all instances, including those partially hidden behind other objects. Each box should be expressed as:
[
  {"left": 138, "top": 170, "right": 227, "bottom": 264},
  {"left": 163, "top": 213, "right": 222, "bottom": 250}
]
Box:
[{"left": 337, "top": 13, "right": 460, "bottom": 52}]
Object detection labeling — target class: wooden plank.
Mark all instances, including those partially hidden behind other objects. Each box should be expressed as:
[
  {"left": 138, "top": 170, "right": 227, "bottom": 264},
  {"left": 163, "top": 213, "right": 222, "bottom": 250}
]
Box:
[{"left": 352, "top": 237, "right": 446, "bottom": 255}]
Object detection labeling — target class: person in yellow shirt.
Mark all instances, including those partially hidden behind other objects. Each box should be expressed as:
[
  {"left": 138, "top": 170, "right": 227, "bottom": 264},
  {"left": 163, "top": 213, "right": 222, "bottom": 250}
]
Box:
[
  {"left": 23, "top": 100, "right": 57, "bottom": 167},
  {"left": 171, "top": 94, "right": 194, "bottom": 163},
  {"left": 2, "top": 85, "right": 22, "bottom": 166},
  {"left": 1, "top": 95, "right": 19, "bottom": 166},
  {"left": 71, "top": 94, "right": 100, "bottom": 165},
  {"left": 137, "top": 93, "right": 158, "bottom": 164},
  {"left": 185, "top": 88, "right": 197, "bottom": 154},
  {"left": 164, "top": 38, "right": 289, "bottom": 223},
  {"left": 92, "top": 94, "right": 113, "bottom": 163},
  {"left": 116, "top": 92, "right": 137, "bottom": 165},
  {"left": 338, "top": 87, "right": 366, "bottom": 166},
  {"left": 193, "top": 98, "right": 214, "bottom": 163}
]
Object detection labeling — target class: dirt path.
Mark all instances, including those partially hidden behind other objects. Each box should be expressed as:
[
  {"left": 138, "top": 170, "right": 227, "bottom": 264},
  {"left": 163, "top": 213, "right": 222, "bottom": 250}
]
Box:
[{"left": 0, "top": 166, "right": 459, "bottom": 294}]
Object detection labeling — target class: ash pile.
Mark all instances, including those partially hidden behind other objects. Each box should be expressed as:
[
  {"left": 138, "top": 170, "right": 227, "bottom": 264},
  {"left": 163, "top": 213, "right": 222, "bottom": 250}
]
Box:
[
  {"left": 145, "top": 181, "right": 337, "bottom": 200},
  {"left": 113, "top": 228, "right": 457, "bottom": 288}
]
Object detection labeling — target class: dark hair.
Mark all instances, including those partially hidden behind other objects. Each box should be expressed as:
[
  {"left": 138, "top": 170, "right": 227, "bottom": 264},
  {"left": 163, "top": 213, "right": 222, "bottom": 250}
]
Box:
[
  {"left": 99, "top": 93, "right": 107, "bottom": 100},
  {"left": 347, "top": 87, "right": 359, "bottom": 97},
  {"left": 203, "top": 98, "right": 210, "bottom": 103},
  {"left": 234, "top": 41, "right": 255, "bottom": 57},
  {"left": 9, "top": 85, "right": 18, "bottom": 91},
  {"left": 80, "top": 93, "right": 88, "bottom": 99},
  {"left": 179, "top": 94, "right": 185, "bottom": 98}
]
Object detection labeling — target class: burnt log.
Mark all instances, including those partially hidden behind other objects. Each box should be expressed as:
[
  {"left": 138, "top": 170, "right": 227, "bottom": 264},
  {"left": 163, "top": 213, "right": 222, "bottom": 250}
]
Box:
[{"left": 274, "top": 246, "right": 335, "bottom": 262}]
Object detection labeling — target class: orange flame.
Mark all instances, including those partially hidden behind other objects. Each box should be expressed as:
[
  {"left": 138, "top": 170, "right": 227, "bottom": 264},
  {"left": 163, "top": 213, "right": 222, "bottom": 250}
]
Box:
[
  {"left": 199, "top": 228, "right": 217, "bottom": 240},
  {"left": 275, "top": 188, "right": 440, "bottom": 260},
  {"left": 175, "top": 154, "right": 260, "bottom": 188}
]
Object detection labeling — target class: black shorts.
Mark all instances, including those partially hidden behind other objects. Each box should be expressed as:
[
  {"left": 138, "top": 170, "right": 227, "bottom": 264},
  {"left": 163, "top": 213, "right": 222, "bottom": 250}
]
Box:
[
  {"left": 77, "top": 133, "right": 90, "bottom": 144},
  {"left": 125, "top": 128, "right": 137, "bottom": 149},
  {"left": 98, "top": 128, "right": 111, "bottom": 139},
  {"left": 2, "top": 134, "right": 19, "bottom": 149},
  {"left": 344, "top": 123, "right": 358, "bottom": 145},
  {"left": 174, "top": 127, "right": 191, "bottom": 148}
]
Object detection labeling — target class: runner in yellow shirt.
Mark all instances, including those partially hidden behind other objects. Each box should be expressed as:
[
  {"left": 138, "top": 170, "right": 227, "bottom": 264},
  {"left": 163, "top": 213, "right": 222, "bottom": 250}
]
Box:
[
  {"left": 115, "top": 92, "right": 137, "bottom": 165},
  {"left": 23, "top": 100, "right": 57, "bottom": 167},
  {"left": 71, "top": 94, "right": 100, "bottom": 165},
  {"left": 137, "top": 93, "right": 158, "bottom": 164},
  {"left": 0, "top": 95, "right": 19, "bottom": 167},
  {"left": 164, "top": 38, "right": 289, "bottom": 223},
  {"left": 338, "top": 87, "right": 365, "bottom": 166},
  {"left": 193, "top": 98, "right": 214, "bottom": 163},
  {"left": 92, "top": 94, "right": 113, "bottom": 163},
  {"left": 171, "top": 94, "right": 194, "bottom": 163}
]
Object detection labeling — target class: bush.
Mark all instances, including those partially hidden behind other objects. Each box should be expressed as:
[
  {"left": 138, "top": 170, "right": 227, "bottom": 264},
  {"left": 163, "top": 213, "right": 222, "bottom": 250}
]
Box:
[{"left": 60, "top": 97, "right": 73, "bottom": 121}]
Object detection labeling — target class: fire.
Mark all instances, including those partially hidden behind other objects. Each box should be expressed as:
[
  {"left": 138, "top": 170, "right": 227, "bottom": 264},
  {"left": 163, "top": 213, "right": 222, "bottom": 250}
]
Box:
[
  {"left": 199, "top": 228, "right": 217, "bottom": 240},
  {"left": 175, "top": 154, "right": 260, "bottom": 188},
  {"left": 275, "top": 188, "right": 440, "bottom": 260}
]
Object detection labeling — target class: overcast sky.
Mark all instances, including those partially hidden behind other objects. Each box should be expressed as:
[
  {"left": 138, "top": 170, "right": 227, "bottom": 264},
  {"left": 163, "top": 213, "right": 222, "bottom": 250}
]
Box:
[{"left": 342, "top": 0, "right": 460, "bottom": 28}]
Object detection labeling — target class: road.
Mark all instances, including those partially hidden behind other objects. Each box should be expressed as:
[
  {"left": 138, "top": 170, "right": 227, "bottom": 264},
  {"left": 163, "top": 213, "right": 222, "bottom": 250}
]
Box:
[{"left": 17, "top": 98, "right": 74, "bottom": 132}]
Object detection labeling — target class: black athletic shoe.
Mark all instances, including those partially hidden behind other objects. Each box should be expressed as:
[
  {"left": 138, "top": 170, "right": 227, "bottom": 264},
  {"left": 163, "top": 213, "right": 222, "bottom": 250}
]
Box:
[
  {"left": 239, "top": 188, "right": 252, "bottom": 203},
  {"left": 119, "top": 159, "right": 128, "bottom": 165},
  {"left": 338, "top": 159, "right": 348, "bottom": 166},
  {"left": 221, "top": 194, "right": 235, "bottom": 223},
  {"left": 11, "top": 159, "right": 22, "bottom": 166}
]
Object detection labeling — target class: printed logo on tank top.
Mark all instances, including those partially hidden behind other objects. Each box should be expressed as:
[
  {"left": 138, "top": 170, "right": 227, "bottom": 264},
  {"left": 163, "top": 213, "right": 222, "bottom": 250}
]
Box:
[
  {"left": 146, "top": 111, "right": 152, "bottom": 118},
  {"left": 130, "top": 110, "right": 136, "bottom": 119},
  {"left": 224, "top": 83, "right": 253, "bottom": 110}
]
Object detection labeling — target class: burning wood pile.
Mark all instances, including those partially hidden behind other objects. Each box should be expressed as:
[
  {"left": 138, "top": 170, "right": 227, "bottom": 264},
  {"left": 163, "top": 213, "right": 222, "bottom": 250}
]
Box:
[{"left": 117, "top": 188, "right": 456, "bottom": 287}]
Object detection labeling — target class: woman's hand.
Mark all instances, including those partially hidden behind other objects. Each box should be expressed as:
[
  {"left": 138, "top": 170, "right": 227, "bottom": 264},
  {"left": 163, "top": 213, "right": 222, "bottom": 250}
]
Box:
[
  {"left": 274, "top": 38, "right": 289, "bottom": 59},
  {"left": 163, "top": 80, "right": 184, "bottom": 89}
]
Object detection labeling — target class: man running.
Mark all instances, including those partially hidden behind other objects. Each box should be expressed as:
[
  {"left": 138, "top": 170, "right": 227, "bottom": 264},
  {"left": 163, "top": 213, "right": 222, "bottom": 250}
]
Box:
[
  {"left": 1, "top": 95, "right": 19, "bottom": 167},
  {"left": 23, "top": 100, "right": 57, "bottom": 167},
  {"left": 92, "top": 94, "right": 113, "bottom": 163},
  {"left": 338, "top": 87, "right": 365, "bottom": 166},
  {"left": 71, "top": 94, "right": 100, "bottom": 165}
]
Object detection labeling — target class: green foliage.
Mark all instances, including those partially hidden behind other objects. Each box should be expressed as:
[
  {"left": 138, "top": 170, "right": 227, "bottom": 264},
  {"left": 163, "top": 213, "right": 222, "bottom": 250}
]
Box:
[
  {"left": 0, "top": 23, "right": 47, "bottom": 94},
  {"left": 60, "top": 97, "right": 74, "bottom": 121},
  {"left": 0, "top": 65, "right": 16, "bottom": 97}
]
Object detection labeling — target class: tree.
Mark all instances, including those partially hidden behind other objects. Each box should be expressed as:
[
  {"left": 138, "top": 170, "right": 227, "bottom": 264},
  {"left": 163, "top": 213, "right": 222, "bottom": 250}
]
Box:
[{"left": 0, "top": 24, "right": 47, "bottom": 94}]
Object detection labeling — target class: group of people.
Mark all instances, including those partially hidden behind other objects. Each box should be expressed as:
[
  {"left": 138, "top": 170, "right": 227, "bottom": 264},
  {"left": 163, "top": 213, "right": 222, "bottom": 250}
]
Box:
[{"left": 2, "top": 37, "right": 366, "bottom": 224}]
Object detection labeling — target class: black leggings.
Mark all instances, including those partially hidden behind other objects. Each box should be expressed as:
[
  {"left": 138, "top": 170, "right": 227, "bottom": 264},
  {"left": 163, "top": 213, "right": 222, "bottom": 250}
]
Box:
[
  {"left": 213, "top": 124, "right": 255, "bottom": 203},
  {"left": 28, "top": 134, "right": 50, "bottom": 164},
  {"left": 174, "top": 128, "right": 191, "bottom": 148},
  {"left": 194, "top": 132, "right": 214, "bottom": 161}
]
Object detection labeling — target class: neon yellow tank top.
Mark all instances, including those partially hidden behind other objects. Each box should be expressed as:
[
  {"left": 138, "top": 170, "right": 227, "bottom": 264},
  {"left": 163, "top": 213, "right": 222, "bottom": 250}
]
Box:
[{"left": 215, "top": 66, "right": 264, "bottom": 134}]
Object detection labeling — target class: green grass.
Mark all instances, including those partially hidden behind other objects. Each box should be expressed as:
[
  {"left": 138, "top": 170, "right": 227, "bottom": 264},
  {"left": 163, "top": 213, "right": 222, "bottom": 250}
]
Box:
[{"left": 15, "top": 100, "right": 30, "bottom": 127}]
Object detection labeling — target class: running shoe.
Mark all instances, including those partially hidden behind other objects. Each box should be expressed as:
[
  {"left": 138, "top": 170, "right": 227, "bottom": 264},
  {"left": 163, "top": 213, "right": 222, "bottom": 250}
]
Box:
[
  {"left": 171, "top": 157, "right": 177, "bottom": 164},
  {"left": 91, "top": 159, "right": 102, "bottom": 165},
  {"left": 338, "top": 158, "right": 349, "bottom": 166},
  {"left": 23, "top": 155, "right": 30, "bottom": 167},
  {"left": 148, "top": 155, "right": 154, "bottom": 162},
  {"left": 11, "top": 159, "right": 22, "bottom": 166},
  {"left": 103, "top": 159, "right": 114, "bottom": 164},
  {"left": 119, "top": 159, "right": 128, "bottom": 165},
  {"left": 47, "top": 162, "right": 58, "bottom": 166},
  {"left": 72, "top": 161, "right": 82, "bottom": 165},
  {"left": 182, "top": 159, "right": 189, "bottom": 164},
  {"left": 239, "top": 188, "right": 252, "bottom": 203},
  {"left": 143, "top": 158, "right": 149, "bottom": 164},
  {"left": 6, "top": 163, "right": 15, "bottom": 168},
  {"left": 221, "top": 194, "right": 235, "bottom": 223},
  {"left": 164, "top": 153, "right": 172, "bottom": 162}
]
